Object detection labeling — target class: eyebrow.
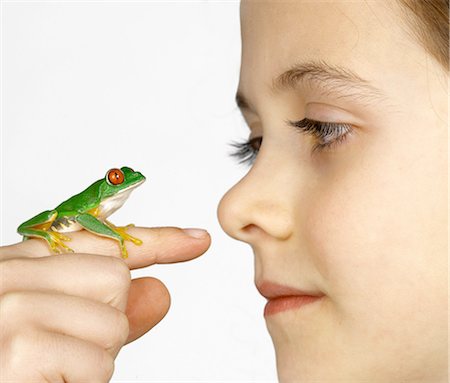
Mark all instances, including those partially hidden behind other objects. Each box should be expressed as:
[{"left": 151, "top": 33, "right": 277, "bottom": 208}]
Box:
[{"left": 236, "top": 59, "right": 391, "bottom": 112}]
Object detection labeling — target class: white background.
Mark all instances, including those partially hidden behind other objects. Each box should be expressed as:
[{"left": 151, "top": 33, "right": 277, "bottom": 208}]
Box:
[{"left": 1, "top": 1, "right": 278, "bottom": 381}]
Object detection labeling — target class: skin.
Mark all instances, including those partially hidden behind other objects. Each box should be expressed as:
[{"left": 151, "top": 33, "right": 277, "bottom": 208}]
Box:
[
  {"left": 1, "top": 1, "right": 447, "bottom": 381},
  {"left": 0, "top": 227, "right": 210, "bottom": 381},
  {"left": 217, "top": 1, "right": 448, "bottom": 382}
]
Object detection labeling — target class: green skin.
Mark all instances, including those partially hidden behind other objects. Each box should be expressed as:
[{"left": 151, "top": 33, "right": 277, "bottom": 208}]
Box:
[{"left": 17, "top": 166, "right": 146, "bottom": 259}]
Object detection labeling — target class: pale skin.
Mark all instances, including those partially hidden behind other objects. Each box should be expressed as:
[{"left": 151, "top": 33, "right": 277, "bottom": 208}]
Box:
[
  {"left": 0, "top": 227, "right": 210, "bottom": 381},
  {"left": 1, "top": 1, "right": 447, "bottom": 382},
  {"left": 217, "top": 0, "right": 447, "bottom": 382}
]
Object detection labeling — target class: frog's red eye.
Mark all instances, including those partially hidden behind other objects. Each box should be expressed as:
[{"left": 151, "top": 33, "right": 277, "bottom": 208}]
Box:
[{"left": 106, "top": 168, "right": 124, "bottom": 185}]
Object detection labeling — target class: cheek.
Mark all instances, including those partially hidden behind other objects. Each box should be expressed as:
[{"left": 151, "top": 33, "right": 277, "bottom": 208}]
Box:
[{"left": 303, "top": 120, "right": 447, "bottom": 348}]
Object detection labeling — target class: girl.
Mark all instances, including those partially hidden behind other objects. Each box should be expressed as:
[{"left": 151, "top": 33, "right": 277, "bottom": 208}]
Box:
[
  {"left": 218, "top": 1, "right": 448, "bottom": 381},
  {"left": 1, "top": 1, "right": 448, "bottom": 382}
]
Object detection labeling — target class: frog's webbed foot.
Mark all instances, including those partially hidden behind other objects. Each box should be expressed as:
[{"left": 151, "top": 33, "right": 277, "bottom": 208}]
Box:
[
  {"left": 105, "top": 220, "right": 143, "bottom": 246},
  {"left": 48, "top": 231, "right": 74, "bottom": 254},
  {"left": 19, "top": 226, "right": 74, "bottom": 255},
  {"left": 114, "top": 226, "right": 143, "bottom": 245}
]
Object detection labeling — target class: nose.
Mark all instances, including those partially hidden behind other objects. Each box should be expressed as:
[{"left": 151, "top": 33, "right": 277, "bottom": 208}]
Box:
[{"left": 217, "top": 159, "right": 295, "bottom": 245}]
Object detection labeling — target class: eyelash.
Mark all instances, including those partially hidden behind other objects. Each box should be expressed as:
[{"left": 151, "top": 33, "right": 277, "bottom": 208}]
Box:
[{"left": 228, "top": 117, "right": 353, "bottom": 165}]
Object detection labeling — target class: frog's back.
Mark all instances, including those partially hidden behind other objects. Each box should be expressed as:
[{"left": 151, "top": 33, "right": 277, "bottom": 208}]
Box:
[{"left": 55, "top": 179, "right": 103, "bottom": 215}]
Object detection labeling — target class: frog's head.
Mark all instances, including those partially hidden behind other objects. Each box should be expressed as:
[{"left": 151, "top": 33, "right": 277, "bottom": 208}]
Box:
[{"left": 99, "top": 166, "right": 146, "bottom": 199}]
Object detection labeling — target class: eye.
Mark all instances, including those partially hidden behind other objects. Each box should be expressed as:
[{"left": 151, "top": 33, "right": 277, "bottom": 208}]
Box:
[
  {"left": 228, "top": 118, "right": 354, "bottom": 166},
  {"left": 228, "top": 136, "right": 262, "bottom": 166},
  {"left": 288, "top": 117, "right": 354, "bottom": 156},
  {"left": 106, "top": 168, "right": 124, "bottom": 185}
]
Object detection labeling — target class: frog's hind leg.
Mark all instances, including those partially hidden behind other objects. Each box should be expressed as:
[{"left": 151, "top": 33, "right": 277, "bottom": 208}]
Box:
[
  {"left": 18, "top": 210, "right": 57, "bottom": 234},
  {"left": 17, "top": 210, "right": 74, "bottom": 254},
  {"left": 105, "top": 220, "right": 143, "bottom": 246},
  {"left": 18, "top": 228, "right": 73, "bottom": 254}
]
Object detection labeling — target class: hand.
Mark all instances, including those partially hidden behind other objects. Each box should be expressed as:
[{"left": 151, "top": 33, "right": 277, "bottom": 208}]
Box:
[{"left": 0, "top": 226, "right": 210, "bottom": 382}]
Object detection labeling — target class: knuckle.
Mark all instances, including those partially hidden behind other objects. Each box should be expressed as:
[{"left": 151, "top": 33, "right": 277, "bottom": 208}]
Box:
[
  {"left": 99, "top": 349, "right": 115, "bottom": 382},
  {"left": 152, "top": 227, "right": 165, "bottom": 240},
  {"left": 0, "top": 291, "right": 28, "bottom": 323},
  {"left": 105, "top": 310, "right": 129, "bottom": 350},
  {"left": 1, "top": 330, "right": 49, "bottom": 382},
  {"left": 6, "top": 330, "right": 36, "bottom": 372},
  {"left": 0, "top": 258, "right": 27, "bottom": 294},
  {"left": 0, "top": 244, "right": 21, "bottom": 259},
  {"left": 115, "top": 310, "right": 130, "bottom": 346},
  {"left": 107, "top": 257, "right": 131, "bottom": 292}
]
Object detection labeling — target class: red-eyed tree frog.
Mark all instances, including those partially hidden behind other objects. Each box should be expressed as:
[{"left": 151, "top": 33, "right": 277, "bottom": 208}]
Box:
[{"left": 17, "top": 167, "right": 145, "bottom": 259}]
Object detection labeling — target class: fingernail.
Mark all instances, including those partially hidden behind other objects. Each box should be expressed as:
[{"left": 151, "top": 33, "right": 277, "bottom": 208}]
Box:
[{"left": 182, "top": 228, "right": 208, "bottom": 239}]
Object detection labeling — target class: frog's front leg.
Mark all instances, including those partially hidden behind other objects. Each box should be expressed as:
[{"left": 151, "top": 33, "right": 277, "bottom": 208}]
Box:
[
  {"left": 75, "top": 213, "right": 131, "bottom": 258},
  {"left": 17, "top": 210, "right": 74, "bottom": 254},
  {"left": 104, "top": 220, "right": 143, "bottom": 246}
]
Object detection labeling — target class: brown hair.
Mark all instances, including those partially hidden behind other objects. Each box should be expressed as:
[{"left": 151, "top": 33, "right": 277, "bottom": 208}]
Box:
[{"left": 395, "top": 0, "right": 449, "bottom": 71}]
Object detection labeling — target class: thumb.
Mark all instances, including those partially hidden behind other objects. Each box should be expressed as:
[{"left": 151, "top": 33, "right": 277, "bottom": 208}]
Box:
[{"left": 125, "top": 277, "right": 170, "bottom": 344}]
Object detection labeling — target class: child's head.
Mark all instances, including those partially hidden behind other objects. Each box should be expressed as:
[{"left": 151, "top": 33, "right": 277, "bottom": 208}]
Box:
[{"left": 218, "top": 0, "right": 448, "bottom": 381}]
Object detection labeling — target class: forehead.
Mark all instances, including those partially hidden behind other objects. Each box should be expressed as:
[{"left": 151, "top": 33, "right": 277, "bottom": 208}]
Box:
[{"left": 238, "top": 0, "right": 420, "bottom": 99}]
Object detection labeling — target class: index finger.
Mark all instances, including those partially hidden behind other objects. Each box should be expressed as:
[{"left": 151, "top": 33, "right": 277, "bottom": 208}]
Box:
[{"left": 1, "top": 226, "right": 211, "bottom": 270}]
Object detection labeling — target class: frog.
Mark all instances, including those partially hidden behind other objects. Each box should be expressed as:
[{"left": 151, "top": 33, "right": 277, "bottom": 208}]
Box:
[{"left": 17, "top": 166, "right": 146, "bottom": 259}]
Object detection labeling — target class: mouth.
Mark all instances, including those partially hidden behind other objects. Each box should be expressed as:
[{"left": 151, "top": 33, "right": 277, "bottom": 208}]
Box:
[
  {"left": 256, "top": 280, "right": 325, "bottom": 316},
  {"left": 118, "top": 178, "right": 146, "bottom": 193}
]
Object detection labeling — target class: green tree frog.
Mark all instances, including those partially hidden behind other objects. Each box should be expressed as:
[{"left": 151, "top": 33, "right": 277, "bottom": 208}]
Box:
[{"left": 17, "top": 166, "right": 146, "bottom": 259}]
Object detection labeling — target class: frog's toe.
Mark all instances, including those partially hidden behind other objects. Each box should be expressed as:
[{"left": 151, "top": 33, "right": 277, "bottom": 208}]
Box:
[
  {"left": 49, "top": 232, "right": 74, "bottom": 253},
  {"left": 129, "top": 237, "right": 143, "bottom": 245},
  {"left": 114, "top": 226, "right": 142, "bottom": 245},
  {"left": 50, "top": 244, "right": 63, "bottom": 254},
  {"left": 120, "top": 244, "right": 129, "bottom": 259},
  {"left": 58, "top": 233, "right": 72, "bottom": 241},
  {"left": 56, "top": 241, "right": 74, "bottom": 253},
  {"left": 122, "top": 232, "right": 142, "bottom": 245}
]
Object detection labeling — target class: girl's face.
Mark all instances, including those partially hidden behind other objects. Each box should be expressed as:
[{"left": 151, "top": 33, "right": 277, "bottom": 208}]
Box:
[{"left": 217, "top": 1, "right": 448, "bottom": 381}]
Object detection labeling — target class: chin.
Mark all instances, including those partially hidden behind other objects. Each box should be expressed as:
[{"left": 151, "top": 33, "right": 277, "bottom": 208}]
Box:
[
  {"left": 266, "top": 319, "right": 322, "bottom": 383},
  {"left": 264, "top": 298, "right": 339, "bottom": 383},
  {"left": 269, "top": 333, "right": 322, "bottom": 383}
]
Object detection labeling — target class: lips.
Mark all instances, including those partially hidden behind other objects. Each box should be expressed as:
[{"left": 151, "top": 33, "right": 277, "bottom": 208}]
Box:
[
  {"left": 256, "top": 281, "right": 323, "bottom": 299},
  {"left": 256, "top": 280, "right": 324, "bottom": 316}
]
